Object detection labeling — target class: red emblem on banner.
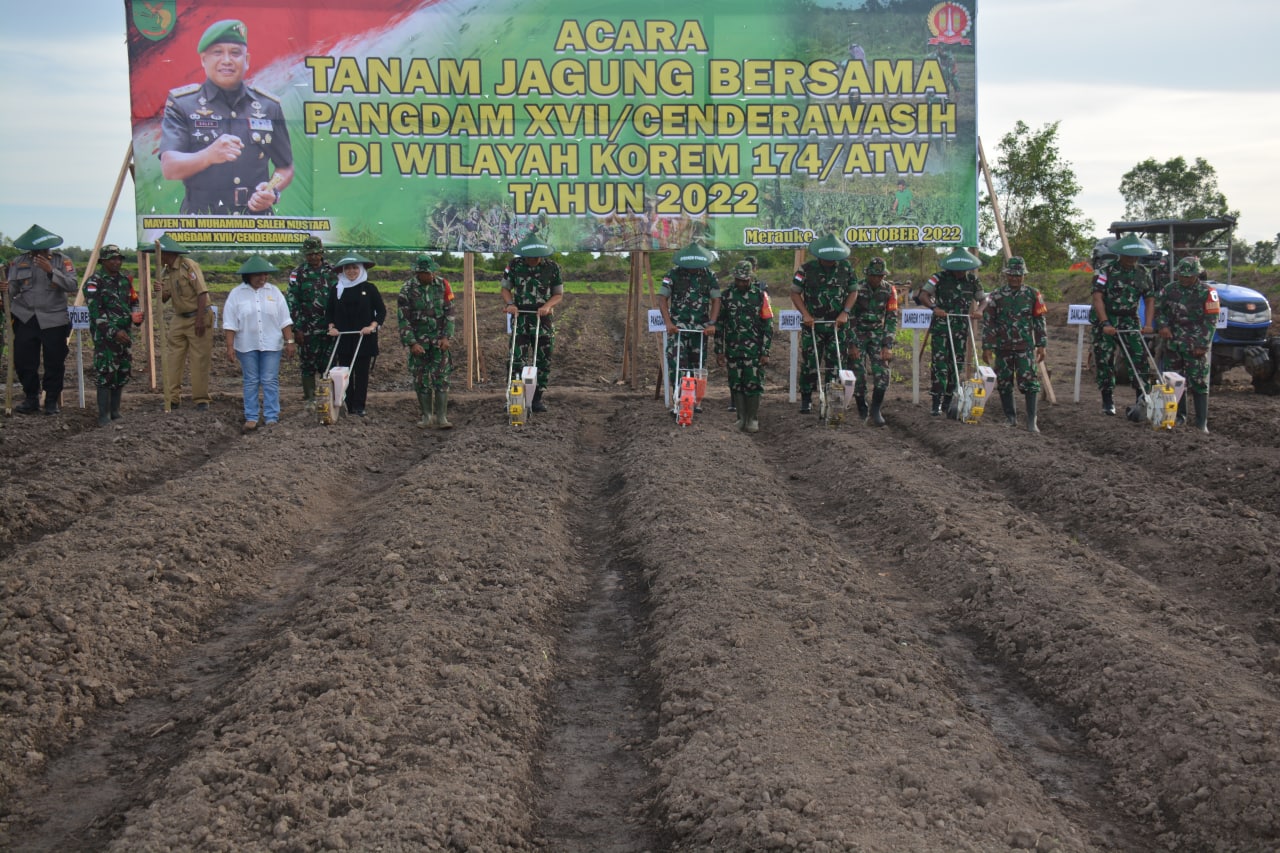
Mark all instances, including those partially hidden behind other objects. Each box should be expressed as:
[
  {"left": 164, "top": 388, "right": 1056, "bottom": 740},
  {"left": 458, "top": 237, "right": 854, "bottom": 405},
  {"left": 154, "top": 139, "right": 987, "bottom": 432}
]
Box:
[{"left": 927, "top": 2, "right": 972, "bottom": 45}]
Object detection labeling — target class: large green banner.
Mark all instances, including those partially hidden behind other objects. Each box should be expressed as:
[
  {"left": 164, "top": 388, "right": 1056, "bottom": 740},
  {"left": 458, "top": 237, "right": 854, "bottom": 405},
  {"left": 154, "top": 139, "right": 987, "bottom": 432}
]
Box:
[{"left": 126, "top": 0, "right": 976, "bottom": 252}]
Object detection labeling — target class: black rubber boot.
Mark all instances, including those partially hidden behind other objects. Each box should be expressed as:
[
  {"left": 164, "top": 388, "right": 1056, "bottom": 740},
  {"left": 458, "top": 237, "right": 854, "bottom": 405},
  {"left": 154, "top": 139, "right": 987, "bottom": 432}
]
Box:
[
  {"left": 930, "top": 393, "right": 941, "bottom": 416},
  {"left": 531, "top": 388, "right": 547, "bottom": 413},
  {"left": 799, "top": 391, "right": 812, "bottom": 414},
  {"left": 96, "top": 387, "right": 112, "bottom": 426},
  {"left": 16, "top": 394, "right": 40, "bottom": 415},
  {"left": 1193, "top": 392, "right": 1209, "bottom": 433},
  {"left": 855, "top": 393, "right": 869, "bottom": 419},
  {"left": 727, "top": 392, "right": 737, "bottom": 413},
  {"left": 1024, "top": 391, "right": 1040, "bottom": 434},
  {"left": 43, "top": 393, "right": 60, "bottom": 415},
  {"left": 1101, "top": 389, "right": 1115, "bottom": 416},
  {"left": 868, "top": 388, "right": 887, "bottom": 426},
  {"left": 1000, "top": 389, "right": 1017, "bottom": 426},
  {"left": 109, "top": 388, "right": 124, "bottom": 420}
]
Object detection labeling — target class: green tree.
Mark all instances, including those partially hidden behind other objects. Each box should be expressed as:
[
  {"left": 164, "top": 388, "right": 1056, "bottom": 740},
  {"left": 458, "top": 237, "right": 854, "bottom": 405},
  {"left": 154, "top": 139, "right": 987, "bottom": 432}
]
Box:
[
  {"left": 1118, "top": 156, "right": 1235, "bottom": 221},
  {"left": 980, "top": 120, "right": 1093, "bottom": 271},
  {"left": 1249, "top": 240, "right": 1276, "bottom": 268}
]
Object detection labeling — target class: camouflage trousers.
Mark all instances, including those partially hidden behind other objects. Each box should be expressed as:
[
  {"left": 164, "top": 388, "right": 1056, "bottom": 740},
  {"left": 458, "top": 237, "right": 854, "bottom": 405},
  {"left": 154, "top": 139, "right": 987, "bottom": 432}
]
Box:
[
  {"left": 847, "top": 330, "right": 892, "bottom": 392},
  {"left": 296, "top": 334, "right": 330, "bottom": 379},
  {"left": 408, "top": 346, "right": 452, "bottom": 394},
  {"left": 666, "top": 329, "right": 708, "bottom": 390},
  {"left": 993, "top": 348, "right": 1040, "bottom": 395},
  {"left": 1092, "top": 320, "right": 1149, "bottom": 391},
  {"left": 92, "top": 339, "right": 132, "bottom": 389},
  {"left": 1162, "top": 340, "right": 1210, "bottom": 395},
  {"left": 513, "top": 315, "right": 554, "bottom": 390},
  {"left": 929, "top": 321, "right": 970, "bottom": 395},
  {"left": 724, "top": 342, "right": 767, "bottom": 397},
  {"left": 800, "top": 324, "right": 845, "bottom": 394}
]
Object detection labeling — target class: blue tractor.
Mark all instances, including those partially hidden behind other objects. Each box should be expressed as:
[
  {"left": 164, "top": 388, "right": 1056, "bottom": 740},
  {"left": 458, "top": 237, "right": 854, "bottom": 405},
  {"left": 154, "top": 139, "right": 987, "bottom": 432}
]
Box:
[{"left": 1097, "top": 216, "right": 1278, "bottom": 395}]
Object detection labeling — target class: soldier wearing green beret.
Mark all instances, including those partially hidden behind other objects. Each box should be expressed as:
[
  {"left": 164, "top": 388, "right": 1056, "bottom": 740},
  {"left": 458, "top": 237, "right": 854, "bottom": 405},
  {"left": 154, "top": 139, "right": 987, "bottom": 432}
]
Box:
[
  {"left": 288, "top": 237, "right": 338, "bottom": 409},
  {"left": 160, "top": 19, "right": 293, "bottom": 215}
]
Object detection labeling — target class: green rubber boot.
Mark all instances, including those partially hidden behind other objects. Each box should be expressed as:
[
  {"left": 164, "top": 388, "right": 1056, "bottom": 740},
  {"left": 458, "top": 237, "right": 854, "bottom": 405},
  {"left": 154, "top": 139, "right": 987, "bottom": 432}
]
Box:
[
  {"left": 733, "top": 391, "right": 746, "bottom": 430},
  {"left": 96, "top": 387, "right": 112, "bottom": 426},
  {"left": 424, "top": 389, "right": 440, "bottom": 427},
  {"left": 301, "top": 373, "right": 316, "bottom": 408},
  {"left": 110, "top": 387, "right": 124, "bottom": 420},
  {"left": 744, "top": 394, "right": 761, "bottom": 433},
  {"left": 434, "top": 389, "right": 453, "bottom": 429}
]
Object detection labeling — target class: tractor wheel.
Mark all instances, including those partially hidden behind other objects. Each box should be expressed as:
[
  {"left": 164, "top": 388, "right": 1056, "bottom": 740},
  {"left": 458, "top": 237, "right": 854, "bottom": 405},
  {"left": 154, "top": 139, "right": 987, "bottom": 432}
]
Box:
[{"left": 1251, "top": 339, "right": 1280, "bottom": 395}]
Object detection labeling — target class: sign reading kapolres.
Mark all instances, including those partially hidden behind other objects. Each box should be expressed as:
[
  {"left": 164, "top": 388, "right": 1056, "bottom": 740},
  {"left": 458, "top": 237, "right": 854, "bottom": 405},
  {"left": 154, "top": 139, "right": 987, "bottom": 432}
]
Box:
[{"left": 125, "top": 0, "right": 977, "bottom": 252}]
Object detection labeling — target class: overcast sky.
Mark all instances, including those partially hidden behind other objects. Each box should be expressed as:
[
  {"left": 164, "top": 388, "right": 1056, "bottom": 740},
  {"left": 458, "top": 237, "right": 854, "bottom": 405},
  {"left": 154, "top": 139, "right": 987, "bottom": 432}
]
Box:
[{"left": 1, "top": 0, "right": 1277, "bottom": 252}]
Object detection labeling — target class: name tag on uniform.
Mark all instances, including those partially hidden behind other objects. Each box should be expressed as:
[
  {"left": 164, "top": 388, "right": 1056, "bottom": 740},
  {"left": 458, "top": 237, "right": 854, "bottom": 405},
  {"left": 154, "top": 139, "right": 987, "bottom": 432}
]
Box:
[
  {"left": 249, "top": 119, "right": 274, "bottom": 131},
  {"left": 194, "top": 119, "right": 219, "bottom": 129}
]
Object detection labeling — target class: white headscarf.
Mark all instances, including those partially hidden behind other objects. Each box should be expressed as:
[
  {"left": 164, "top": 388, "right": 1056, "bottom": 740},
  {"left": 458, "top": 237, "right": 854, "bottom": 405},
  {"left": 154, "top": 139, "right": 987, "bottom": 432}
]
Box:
[{"left": 336, "top": 264, "right": 367, "bottom": 300}]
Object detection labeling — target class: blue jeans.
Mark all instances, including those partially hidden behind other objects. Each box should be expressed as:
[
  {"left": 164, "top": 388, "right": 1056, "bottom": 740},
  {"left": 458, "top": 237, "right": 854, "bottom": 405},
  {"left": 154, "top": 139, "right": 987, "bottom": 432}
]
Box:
[{"left": 236, "top": 349, "right": 282, "bottom": 423}]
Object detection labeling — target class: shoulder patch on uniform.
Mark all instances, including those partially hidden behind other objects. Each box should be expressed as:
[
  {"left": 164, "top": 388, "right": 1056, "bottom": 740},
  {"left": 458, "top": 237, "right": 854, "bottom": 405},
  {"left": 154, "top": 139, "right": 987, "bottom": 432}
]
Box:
[
  {"left": 169, "top": 83, "right": 202, "bottom": 97},
  {"left": 250, "top": 86, "right": 282, "bottom": 104}
]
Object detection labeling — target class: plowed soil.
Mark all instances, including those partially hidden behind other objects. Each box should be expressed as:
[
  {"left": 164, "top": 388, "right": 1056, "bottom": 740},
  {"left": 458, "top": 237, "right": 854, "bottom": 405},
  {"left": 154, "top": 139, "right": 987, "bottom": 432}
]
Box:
[{"left": 2, "top": 292, "right": 1277, "bottom": 852}]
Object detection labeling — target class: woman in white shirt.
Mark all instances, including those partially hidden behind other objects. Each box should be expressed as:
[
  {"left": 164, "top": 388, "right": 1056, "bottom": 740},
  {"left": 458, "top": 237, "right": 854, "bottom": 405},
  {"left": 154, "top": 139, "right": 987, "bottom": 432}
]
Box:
[{"left": 223, "top": 256, "right": 295, "bottom": 431}]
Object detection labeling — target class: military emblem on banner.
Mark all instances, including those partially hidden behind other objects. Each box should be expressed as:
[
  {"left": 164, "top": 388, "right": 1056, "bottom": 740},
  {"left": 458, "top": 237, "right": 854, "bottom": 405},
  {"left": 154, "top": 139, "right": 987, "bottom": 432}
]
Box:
[
  {"left": 133, "top": 0, "right": 177, "bottom": 41},
  {"left": 926, "top": 2, "right": 972, "bottom": 45}
]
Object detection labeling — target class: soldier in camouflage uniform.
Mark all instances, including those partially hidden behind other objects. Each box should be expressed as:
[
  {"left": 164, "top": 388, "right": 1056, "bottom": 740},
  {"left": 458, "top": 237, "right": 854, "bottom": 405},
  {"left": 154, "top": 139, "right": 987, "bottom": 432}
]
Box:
[
  {"left": 658, "top": 242, "right": 721, "bottom": 412},
  {"left": 715, "top": 261, "right": 773, "bottom": 433},
  {"left": 919, "top": 247, "right": 984, "bottom": 415},
  {"left": 846, "top": 257, "right": 899, "bottom": 426},
  {"left": 790, "top": 233, "right": 857, "bottom": 414},
  {"left": 85, "top": 245, "right": 138, "bottom": 426},
  {"left": 982, "top": 257, "right": 1048, "bottom": 433},
  {"left": 1155, "top": 256, "right": 1218, "bottom": 433},
  {"left": 1091, "top": 234, "right": 1154, "bottom": 415},
  {"left": 288, "top": 236, "right": 338, "bottom": 408},
  {"left": 502, "top": 237, "right": 564, "bottom": 413},
  {"left": 398, "top": 255, "right": 456, "bottom": 430}
]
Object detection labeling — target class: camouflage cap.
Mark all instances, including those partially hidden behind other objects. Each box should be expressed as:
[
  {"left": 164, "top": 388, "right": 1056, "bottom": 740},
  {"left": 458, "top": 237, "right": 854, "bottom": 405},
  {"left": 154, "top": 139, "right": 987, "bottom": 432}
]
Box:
[
  {"left": 13, "top": 224, "right": 63, "bottom": 251},
  {"left": 301, "top": 237, "right": 324, "bottom": 253},
  {"left": 98, "top": 244, "right": 125, "bottom": 261},
  {"left": 673, "top": 242, "right": 715, "bottom": 269},
  {"left": 237, "top": 255, "right": 278, "bottom": 275},
  {"left": 1111, "top": 234, "right": 1152, "bottom": 257},
  {"left": 1175, "top": 256, "right": 1203, "bottom": 277},
  {"left": 864, "top": 257, "right": 888, "bottom": 276},
  {"left": 807, "top": 233, "right": 850, "bottom": 261},
  {"left": 414, "top": 255, "right": 440, "bottom": 272},
  {"left": 732, "top": 261, "right": 753, "bottom": 280},
  {"left": 1004, "top": 256, "right": 1028, "bottom": 275},
  {"left": 198, "top": 20, "right": 248, "bottom": 52},
  {"left": 515, "top": 236, "right": 554, "bottom": 258},
  {"left": 154, "top": 234, "right": 190, "bottom": 255}
]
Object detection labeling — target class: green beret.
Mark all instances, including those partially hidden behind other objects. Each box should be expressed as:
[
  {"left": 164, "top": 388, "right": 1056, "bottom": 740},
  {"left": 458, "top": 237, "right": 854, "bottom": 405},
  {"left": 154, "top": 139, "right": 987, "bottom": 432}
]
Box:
[
  {"left": 154, "top": 234, "right": 190, "bottom": 255},
  {"left": 99, "top": 244, "right": 125, "bottom": 261},
  {"left": 237, "top": 255, "right": 278, "bottom": 275},
  {"left": 807, "top": 233, "right": 850, "bottom": 261},
  {"left": 198, "top": 19, "right": 248, "bottom": 53},
  {"left": 14, "top": 224, "right": 63, "bottom": 251}
]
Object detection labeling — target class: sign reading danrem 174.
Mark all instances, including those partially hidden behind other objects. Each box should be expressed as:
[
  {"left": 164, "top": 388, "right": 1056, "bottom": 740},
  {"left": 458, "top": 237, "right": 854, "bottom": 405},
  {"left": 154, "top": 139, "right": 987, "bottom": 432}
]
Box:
[{"left": 125, "top": 0, "right": 976, "bottom": 252}]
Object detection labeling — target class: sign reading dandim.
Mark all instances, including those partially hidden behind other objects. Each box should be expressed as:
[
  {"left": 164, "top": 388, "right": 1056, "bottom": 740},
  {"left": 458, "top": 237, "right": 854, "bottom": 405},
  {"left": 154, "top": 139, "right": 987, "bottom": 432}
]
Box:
[{"left": 125, "top": 0, "right": 977, "bottom": 252}]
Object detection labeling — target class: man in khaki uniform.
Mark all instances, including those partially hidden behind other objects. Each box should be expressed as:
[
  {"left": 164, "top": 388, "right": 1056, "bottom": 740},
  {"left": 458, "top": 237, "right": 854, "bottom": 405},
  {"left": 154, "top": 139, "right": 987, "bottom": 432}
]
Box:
[{"left": 153, "top": 234, "right": 213, "bottom": 410}]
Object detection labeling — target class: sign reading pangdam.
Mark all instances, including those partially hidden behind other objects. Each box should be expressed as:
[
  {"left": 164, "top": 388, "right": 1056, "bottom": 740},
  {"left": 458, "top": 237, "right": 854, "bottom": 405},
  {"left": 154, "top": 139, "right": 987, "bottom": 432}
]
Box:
[{"left": 125, "top": 0, "right": 977, "bottom": 252}]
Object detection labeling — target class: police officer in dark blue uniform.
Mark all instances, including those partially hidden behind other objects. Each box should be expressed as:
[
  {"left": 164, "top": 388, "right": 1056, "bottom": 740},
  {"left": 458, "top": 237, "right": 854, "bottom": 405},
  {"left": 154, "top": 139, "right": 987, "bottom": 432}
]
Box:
[{"left": 159, "top": 19, "right": 293, "bottom": 215}]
